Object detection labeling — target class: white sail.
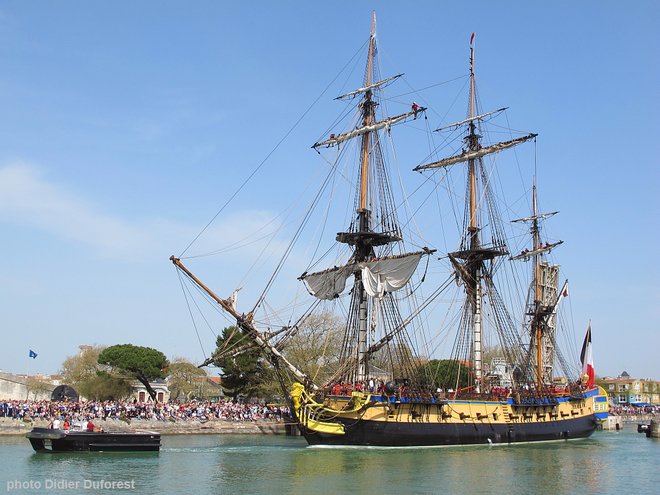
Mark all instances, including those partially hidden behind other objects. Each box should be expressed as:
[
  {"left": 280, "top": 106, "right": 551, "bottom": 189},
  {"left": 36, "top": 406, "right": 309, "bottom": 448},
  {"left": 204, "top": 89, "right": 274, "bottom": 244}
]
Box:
[
  {"left": 360, "top": 253, "right": 422, "bottom": 298},
  {"left": 301, "top": 266, "right": 352, "bottom": 300},
  {"left": 301, "top": 252, "right": 424, "bottom": 300}
]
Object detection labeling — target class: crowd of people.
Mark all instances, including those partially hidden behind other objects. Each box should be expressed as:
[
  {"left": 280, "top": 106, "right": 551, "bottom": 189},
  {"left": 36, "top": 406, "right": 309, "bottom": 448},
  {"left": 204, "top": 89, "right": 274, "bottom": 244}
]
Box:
[
  {"left": 0, "top": 399, "right": 289, "bottom": 423},
  {"left": 609, "top": 404, "right": 659, "bottom": 415}
]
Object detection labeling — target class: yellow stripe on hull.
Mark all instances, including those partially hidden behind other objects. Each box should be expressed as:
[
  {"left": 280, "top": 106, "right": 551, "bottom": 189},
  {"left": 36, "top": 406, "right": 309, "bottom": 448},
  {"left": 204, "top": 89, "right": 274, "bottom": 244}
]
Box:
[{"left": 291, "top": 383, "right": 602, "bottom": 436}]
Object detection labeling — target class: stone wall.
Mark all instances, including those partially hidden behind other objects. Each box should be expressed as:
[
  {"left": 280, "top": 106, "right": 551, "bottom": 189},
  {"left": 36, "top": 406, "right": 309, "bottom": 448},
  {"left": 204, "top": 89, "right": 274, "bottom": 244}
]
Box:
[
  {"left": 0, "top": 417, "right": 286, "bottom": 436},
  {"left": 0, "top": 373, "right": 54, "bottom": 401}
]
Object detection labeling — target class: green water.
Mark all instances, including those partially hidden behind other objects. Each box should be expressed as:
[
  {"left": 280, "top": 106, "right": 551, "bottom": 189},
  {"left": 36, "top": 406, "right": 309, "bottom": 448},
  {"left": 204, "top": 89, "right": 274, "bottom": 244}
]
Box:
[{"left": 0, "top": 429, "right": 658, "bottom": 494}]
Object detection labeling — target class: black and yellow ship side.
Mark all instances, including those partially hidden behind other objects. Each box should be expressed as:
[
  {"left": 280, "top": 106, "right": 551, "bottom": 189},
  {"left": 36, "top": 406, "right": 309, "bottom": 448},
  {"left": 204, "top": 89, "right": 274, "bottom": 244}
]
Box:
[{"left": 291, "top": 383, "right": 606, "bottom": 446}]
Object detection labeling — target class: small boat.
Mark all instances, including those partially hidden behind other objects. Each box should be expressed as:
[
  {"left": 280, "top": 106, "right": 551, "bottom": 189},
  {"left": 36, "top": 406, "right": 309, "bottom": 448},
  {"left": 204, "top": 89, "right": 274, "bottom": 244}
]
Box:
[
  {"left": 637, "top": 420, "right": 659, "bottom": 438},
  {"left": 26, "top": 427, "right": 161, "bottom": 453}
]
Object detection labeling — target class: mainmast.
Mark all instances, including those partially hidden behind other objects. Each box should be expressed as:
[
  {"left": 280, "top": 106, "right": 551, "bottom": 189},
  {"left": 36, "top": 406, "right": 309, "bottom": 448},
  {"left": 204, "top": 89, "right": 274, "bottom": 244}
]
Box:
[
  {"left": 466, "top": 34, "right": 483, "bottom": 391},
  {"left": 414, "top": 33, "right": 537, "bottom": 393},
  {"left": 308, "top": 12, "right": 427, "bottom": 384}
]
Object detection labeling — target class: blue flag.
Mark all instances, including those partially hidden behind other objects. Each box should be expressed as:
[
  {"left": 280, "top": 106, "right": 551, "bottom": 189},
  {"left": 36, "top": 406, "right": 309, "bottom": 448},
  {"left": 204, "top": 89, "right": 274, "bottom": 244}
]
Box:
[{"left": 28, "top": 349, "right": 38, "bottom": 359}]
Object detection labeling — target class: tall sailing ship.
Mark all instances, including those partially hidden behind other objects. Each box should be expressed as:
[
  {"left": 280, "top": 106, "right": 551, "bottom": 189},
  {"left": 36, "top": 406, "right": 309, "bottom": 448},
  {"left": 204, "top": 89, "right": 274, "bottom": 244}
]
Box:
[{"left": 171, "top": 14, "right": 607, "bottom": 446}]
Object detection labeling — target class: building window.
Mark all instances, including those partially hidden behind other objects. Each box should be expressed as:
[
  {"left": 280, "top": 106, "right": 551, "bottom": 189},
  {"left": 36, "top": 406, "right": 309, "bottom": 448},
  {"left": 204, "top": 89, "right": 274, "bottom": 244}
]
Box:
[
  {"left": 139, "top": 391, "right": 146, "bottom": 402},
  {"left": 618, "top": 395, "right": 626, "bottom": 403},
  {"left": 157, "top": 392, "right": 164, "bottom": 402},
  {"left": 608, "top": 384, "right": 614, "bottom": 390}
]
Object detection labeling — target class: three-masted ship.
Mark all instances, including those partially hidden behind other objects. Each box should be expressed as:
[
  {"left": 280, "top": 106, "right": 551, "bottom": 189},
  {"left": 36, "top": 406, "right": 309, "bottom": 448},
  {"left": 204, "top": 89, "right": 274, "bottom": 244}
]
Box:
[{"left": 171, "top": 14, "right": 607, "bottom": 446}]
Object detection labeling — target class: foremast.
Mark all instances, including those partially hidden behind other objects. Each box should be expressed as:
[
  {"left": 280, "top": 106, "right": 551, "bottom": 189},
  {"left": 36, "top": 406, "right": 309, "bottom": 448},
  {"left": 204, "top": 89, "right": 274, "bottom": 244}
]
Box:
[
  {"left": 307, "top": 12, "right": 429, "bottom": 384},
  {"left": 414, "top": 34, "right": 537, "bottom": 393}
]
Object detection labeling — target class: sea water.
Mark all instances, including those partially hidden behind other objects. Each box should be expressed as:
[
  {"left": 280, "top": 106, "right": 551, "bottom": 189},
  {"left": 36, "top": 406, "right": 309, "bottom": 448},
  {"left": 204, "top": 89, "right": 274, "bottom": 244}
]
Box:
[{"left": 0, "top": 428, "right": 658, "bottom": 495}]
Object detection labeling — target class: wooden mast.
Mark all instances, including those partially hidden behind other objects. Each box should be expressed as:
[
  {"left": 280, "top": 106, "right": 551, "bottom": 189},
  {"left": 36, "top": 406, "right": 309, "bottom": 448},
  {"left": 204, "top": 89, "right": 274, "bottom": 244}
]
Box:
[
  {"left": 531, "top": 179, "right": 544, "bottom": 390},
  {"left": 467, "top": 33, "right": 483, "bottom": 393},
  {"left": 413, "top": 33, "right": 538, "bottom": 394},
  {"left": 356, "top": 11, "right": 377, "bottom": 382},
  {"left": 359, "top": 11, "right": 376, "bottom": 213}
]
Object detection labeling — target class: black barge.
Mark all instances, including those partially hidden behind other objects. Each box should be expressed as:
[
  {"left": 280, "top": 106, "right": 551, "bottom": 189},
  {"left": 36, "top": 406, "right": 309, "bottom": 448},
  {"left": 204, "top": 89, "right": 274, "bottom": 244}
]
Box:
[{"left": 26, "top": 427, "right": 161, "bottom": 453}]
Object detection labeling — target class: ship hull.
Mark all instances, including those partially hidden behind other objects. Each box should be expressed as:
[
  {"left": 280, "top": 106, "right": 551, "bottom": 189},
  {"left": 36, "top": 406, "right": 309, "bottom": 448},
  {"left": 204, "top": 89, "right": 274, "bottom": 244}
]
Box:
[{"left": 301, "top": 414, "right": 597, "bottom": 446}]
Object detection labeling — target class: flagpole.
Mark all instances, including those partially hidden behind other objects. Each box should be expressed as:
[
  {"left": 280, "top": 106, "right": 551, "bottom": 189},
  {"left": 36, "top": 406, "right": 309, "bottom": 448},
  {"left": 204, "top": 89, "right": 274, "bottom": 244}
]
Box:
[
  {"left": 26, "top": 349, "right": 38, "bottom": 400},
  {"left": 26, "top": 350, "right": 31, "bottom": 400}
]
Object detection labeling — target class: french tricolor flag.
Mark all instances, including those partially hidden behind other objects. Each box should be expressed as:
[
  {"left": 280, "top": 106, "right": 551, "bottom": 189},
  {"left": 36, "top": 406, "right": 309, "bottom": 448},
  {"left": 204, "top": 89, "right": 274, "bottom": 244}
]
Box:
[{"left": 580, "top": 324, "right": 594, "bottom": 388}]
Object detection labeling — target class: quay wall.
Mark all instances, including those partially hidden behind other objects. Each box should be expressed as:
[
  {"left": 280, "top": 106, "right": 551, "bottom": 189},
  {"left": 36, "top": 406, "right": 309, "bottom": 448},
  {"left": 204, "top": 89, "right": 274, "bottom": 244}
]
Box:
[
  {"left": 3, "top": 415, "right": 655, "bottom": 435},
  {"left": 0, "top": 417, "right": 286, "bottom": 436}
]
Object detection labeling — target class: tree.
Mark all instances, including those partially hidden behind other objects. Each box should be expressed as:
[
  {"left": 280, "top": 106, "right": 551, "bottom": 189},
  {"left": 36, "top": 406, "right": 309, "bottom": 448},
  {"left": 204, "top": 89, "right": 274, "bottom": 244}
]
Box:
[
  {"left": 167, "top": 358, "right": 208, "bottom": 400},
  {"left": 210, "top": 312, "right": 345, "bottom": 399},
  {"left": 98, "top": 344, "right": 169, "bottom": 402},
  {"left": 61, "top": 345, "right": 105, "bottom": 385},
  {"left": 60, "top": 345, "right": 133, "bottom": 401},
  {"left": 281, "top": 312, "right": 343, "bottom": 386},
  {"left": 416, "top": 359, "right": 472, "bottom": 391},
  {"left": 212, "top": 327, "right": 270, "bottom": 400},
  {"left": 25, "top": 377, "right": 54, "bottom": 401},
  {"left": 77, "top": 372, "right": 133, "bottom": 401}
]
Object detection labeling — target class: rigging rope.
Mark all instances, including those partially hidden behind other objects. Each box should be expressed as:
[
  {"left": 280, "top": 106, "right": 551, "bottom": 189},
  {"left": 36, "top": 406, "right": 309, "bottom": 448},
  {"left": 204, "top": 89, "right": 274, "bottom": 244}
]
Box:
[{"left": 179, "top": 43, "right": 368, "bottom": 259}]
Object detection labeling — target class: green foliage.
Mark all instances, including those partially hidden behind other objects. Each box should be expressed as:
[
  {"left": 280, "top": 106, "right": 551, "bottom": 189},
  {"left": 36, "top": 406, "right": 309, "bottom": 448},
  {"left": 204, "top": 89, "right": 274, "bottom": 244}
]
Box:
[
  {"left": 416, "top": 359, "right": 472, "bottom": 390},
  {"left": 282, "top": 312, "right": 343, "bottom": 385},
  {"left": 61, "top": 345, "right": 105, "bottom": 385},
  {"left": 211, "top": 313, "right": 347, "bottom": 399},
  {"left": 98, "top": 344, "right": 168, "bottom": 379},
  {"left": 167, "top": 359, "right": 208, "bottom": 400},
  {"left": 212, "top": 327, "right": 272, "bottom": 399},
  {"left": 60, "top": 345, "right": 131, "bottom": 400},
  {"left": 77, "top": 372, "right": 133, "bottom": 401},
  {"left": 98, "top": 344, "right": 169, "bottom": 401}
]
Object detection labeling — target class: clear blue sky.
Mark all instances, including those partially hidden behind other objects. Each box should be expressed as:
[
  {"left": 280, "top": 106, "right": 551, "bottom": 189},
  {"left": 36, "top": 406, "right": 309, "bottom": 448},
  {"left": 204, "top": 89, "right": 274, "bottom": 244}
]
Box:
[{"left": 0, "top": 2, "right": 657, "bottom": 380}]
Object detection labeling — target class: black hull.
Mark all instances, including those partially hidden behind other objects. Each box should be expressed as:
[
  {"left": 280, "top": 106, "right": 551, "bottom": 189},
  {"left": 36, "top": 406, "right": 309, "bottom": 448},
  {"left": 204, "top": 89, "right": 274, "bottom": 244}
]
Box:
[
  {"left": 301, "top": 415, "right": 597, "bottom": 447},
  {"left": 26, "top": 428, "right": 161, "bottom": 453}
]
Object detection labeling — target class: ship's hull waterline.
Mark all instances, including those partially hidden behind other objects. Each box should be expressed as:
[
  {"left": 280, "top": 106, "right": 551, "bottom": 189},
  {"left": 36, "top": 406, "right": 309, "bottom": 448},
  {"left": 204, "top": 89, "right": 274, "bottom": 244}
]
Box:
[
  {"left": 301, "top": 414, "right": 597, "bottom": 446},
  {"left": 294, "top": 388, "right": 602, "bottom": 447}
]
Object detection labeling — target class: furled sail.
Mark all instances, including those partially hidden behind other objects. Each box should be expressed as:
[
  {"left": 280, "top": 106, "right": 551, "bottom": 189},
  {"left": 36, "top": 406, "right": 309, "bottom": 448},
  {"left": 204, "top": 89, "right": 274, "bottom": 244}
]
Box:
[
  {"left": 300, "top": 251, "right": 426, "bottom": 300},
  {"left": 313, "top": 108, "right": 425, "bottom": 149},
  {"left": 511, "top": 211, "right": 559, "bottom": 223},
  {"left": 413, "top": 133, "right": 537, "bottom": 171},
  {"left": 335, "top": 74, "right": 403, "bottom": 100},
  {"left": 435, "top": 107, "right": 507, "bottom": 132},
  {"left": 510, "top": 240, "right": 563, "bottom": 261}
]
